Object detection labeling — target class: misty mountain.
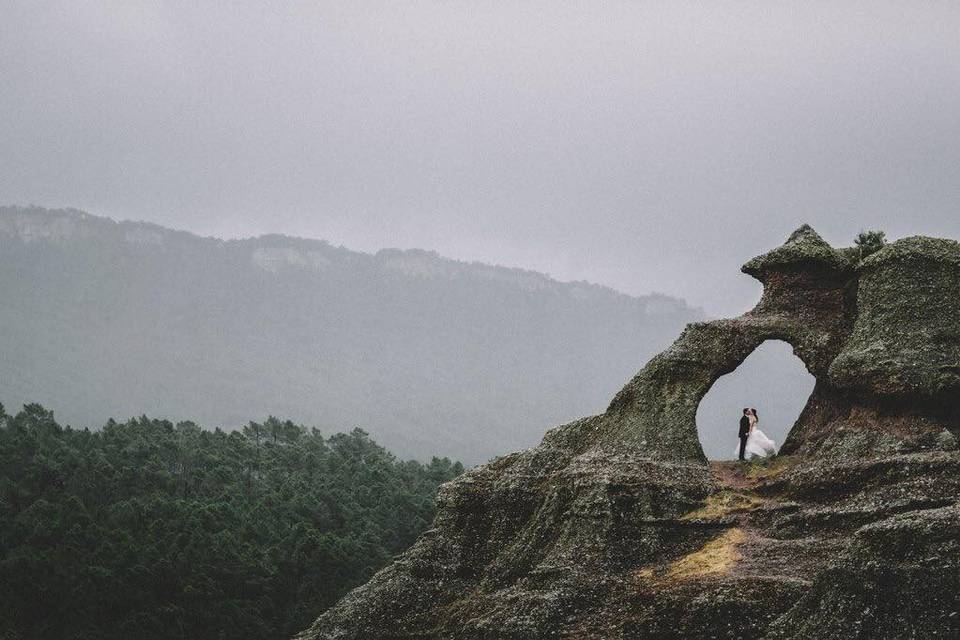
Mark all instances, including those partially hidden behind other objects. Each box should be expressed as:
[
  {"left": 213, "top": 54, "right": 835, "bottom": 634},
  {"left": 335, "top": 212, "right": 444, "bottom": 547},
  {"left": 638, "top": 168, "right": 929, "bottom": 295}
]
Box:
[{"left": 0, "top": 206, "right": 702, "bottom": 463}]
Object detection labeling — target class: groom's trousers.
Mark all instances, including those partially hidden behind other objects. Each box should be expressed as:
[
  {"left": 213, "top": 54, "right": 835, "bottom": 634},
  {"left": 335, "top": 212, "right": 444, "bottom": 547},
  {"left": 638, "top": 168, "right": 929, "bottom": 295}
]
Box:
[{"left": 738, "top": 435, "right": 748, "bottom": 461}]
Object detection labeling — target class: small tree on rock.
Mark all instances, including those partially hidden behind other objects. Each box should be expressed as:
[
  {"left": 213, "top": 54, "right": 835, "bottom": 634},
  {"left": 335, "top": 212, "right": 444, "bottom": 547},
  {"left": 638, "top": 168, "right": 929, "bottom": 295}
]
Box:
[{"left": 855, "top": 229, "right": 887, "bottom": 259}]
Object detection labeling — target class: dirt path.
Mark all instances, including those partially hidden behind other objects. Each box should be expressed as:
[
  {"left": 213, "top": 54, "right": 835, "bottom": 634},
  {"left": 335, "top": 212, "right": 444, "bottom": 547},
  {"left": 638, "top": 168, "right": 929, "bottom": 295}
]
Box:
[
  {"left": 709, "top": 460, "right": 757, "bottom": 491},
  {"left": 705, "top": 458, "right": 831, "bottom": 585}
]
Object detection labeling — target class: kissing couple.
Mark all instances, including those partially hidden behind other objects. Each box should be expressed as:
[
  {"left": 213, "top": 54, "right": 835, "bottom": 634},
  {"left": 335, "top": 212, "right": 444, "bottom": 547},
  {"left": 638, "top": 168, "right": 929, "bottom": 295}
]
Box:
[{"left": 736, "top": 408, "right": 777, "bottom": 461}]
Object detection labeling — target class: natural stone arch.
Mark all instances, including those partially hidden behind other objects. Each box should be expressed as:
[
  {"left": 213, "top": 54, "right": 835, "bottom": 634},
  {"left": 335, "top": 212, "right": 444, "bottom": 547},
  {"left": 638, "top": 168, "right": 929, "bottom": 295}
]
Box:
[
  {"left": 298, "top": 226, "right": 960, "bottom": 640},
  {"left": 594, "top": 318, "right": 821, "bottom": 463},
  {"left": 696, "top": 339, "right": 815, "bottom": 460},
  {"left": 586, "top": 225, "right": 859, "bottom": 464}
]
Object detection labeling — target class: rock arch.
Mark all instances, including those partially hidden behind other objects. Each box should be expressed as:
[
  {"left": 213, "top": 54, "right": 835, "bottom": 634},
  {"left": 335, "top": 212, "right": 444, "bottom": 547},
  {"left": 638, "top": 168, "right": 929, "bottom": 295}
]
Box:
[
  {"left": 696, "top": 339, "right": 814, "bottom": 460},
  {"left": 589, "top": 225, "right": 858, "bottom": 464},
  {"left": 298, "top": 225, "right": 960, "bottom": 640}
]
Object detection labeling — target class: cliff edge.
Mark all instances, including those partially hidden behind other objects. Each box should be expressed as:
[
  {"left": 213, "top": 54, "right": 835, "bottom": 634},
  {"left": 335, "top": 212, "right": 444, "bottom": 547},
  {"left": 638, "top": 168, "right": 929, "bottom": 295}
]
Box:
[{"left": 297, "top": 226, "right": 960, "bottom": 639}]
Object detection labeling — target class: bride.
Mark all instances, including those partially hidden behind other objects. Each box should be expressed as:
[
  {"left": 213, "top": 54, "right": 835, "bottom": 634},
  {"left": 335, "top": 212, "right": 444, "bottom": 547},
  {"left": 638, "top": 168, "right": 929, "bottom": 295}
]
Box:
[{"left": 734, "top": 408, "right": 777, "bottom": 459}]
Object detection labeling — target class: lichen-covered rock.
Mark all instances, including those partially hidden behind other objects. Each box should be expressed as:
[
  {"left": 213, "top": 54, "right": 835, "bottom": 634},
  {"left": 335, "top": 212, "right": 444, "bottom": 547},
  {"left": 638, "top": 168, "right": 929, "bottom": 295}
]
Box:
[
  {"left": 829, "top": 236, "right": 960, "bottom": 398},
  {"left": 296, "top": 227, "right": 960, "bottom": 639},
  {"left": 741, "top": 224, "right": 858, "bottom": 278},
  {"left": 764, "top": 504, "right": 960, "bottom": 640}
]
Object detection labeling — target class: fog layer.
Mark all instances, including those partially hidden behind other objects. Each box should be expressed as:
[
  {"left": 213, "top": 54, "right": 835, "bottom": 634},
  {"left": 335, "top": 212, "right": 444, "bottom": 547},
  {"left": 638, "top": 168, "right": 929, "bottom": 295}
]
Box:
[{"left": 3, "top": 2, "right": 960, "bottom": 315}]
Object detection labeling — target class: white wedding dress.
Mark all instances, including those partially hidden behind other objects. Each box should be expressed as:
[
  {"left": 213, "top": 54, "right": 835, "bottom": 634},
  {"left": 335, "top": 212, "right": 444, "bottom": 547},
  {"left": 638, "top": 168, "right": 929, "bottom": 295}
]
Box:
[{"left": 734, "top": 424, "right": 777, "bottom": 459}]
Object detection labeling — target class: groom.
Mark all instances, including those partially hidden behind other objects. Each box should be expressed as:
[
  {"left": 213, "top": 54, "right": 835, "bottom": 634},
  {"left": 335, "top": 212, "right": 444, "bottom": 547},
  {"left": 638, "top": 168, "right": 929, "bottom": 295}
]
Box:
[{"left": 738, "top": 408, "right": 751, "bottom": 461}]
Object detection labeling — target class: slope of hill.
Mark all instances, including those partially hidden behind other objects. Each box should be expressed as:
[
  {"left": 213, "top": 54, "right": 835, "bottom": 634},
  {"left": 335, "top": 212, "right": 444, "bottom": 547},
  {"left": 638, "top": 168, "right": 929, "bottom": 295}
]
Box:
[{"left": 0, "top": 206, "right": 701, "bottom": 463}]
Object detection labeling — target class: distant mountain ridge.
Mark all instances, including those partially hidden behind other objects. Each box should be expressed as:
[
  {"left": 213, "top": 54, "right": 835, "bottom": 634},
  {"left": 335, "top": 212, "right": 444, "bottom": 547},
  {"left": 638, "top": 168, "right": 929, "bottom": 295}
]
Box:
[
  {"left": 0, "top": 206, "right": 686, "bottom": 309},
  {"left": 0, "top": 206, "right": 702, "bottom": 463}
]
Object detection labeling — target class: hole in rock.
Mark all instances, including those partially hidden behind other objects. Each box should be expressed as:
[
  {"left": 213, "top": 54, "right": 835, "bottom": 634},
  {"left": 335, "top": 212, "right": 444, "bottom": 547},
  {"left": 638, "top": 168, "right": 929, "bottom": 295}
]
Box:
[{"left": 696, "top": 340, "right": 815, "bottom": 460}]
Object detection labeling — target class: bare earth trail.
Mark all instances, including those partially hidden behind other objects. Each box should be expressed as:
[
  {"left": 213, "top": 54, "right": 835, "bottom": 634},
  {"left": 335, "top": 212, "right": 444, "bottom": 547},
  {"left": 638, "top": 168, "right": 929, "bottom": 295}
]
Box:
[
  {"left": 710, "top": 460, "right": 759, "bottom": 491},
  {"left": 704, "top": 459, "right": 839, "bottom": 589},
  {"left": 588, "top": 458, "right": 846, "bottom": 638}
]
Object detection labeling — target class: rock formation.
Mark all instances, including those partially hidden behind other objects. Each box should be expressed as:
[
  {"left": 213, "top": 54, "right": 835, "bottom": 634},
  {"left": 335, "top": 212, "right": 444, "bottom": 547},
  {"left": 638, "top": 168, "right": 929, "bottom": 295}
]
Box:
[{"left": 297, "top": 226, "right": 960, "bottom": 639}]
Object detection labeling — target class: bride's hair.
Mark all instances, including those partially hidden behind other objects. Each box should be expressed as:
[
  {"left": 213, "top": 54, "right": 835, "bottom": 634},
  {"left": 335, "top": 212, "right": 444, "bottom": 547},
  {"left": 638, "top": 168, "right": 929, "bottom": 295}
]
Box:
[{"left": 751, "top": 408, "right": 758, "bottom": 419}]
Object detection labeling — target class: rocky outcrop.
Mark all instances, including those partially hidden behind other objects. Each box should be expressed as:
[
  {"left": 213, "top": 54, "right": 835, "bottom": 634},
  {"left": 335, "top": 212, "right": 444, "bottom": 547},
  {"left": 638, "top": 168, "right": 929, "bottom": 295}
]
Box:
[{"left": 296, "top": 226, "right": 960, "bottom": 639}]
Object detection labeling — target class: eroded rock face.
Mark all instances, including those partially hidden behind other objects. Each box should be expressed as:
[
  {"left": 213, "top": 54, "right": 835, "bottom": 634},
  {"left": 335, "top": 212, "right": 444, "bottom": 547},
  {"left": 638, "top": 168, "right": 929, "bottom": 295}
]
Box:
[
  {"left": 830, "top": 236, "right": 960, "bottom": 397},
  {"left": 297, "top": 227, "right": 960, "bottom": 639}
]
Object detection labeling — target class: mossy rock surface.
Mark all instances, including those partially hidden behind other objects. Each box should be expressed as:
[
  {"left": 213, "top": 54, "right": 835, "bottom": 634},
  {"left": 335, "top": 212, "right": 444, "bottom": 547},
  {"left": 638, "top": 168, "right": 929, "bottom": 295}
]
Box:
[
  {"left": 297, "top": 227, "right": 960, "bottom": 639},
  {"left": 830, "top": 236, "right": 960, "bottom": 397},
  {"left": 742, "top": 224, "right": 857, "bottom": 277}
]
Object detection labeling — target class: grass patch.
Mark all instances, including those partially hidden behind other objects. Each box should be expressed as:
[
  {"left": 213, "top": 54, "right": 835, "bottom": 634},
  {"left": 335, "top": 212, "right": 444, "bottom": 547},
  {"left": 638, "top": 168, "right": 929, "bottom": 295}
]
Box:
[
  {"left": 681, "top": 490, "right": 764, "bottom": 521},
  {"left": 634, "top": 567, "right": 655, "bottom": 581},
  {"left": 745, "top": 455, "right": 796, "bottom": 481},
  {"left": 664, "top": 528, "right": 746, "bottom": 581}
]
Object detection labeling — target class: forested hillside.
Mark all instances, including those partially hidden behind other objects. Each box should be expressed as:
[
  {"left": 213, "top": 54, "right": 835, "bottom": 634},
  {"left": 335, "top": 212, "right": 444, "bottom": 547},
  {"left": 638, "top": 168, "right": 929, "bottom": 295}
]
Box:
[
  {"left": 0, "top": 402, "right": 462, "bottom": 640},
  {"left": 0, "top": 206, "right": 701, "bottom": 463}
]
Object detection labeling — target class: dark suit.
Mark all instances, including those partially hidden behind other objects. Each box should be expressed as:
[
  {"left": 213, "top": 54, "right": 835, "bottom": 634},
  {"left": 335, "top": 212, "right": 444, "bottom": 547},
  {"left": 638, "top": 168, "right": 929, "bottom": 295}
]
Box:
[{"left": 738, "top": 415, "right": 750, "bottom": 460}]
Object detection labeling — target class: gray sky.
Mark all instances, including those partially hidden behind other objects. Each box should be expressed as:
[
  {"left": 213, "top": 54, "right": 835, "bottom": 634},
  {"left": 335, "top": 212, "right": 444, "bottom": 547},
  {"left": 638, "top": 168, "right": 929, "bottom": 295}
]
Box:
[{"left": 2, "top": 1, "right": 959, "bottom": 315}]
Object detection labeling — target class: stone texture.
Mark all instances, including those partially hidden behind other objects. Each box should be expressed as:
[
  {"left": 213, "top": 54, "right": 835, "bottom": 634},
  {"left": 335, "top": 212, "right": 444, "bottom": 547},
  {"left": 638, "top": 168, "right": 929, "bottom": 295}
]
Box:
[
  {"left": 296, "top": 226, "right": 960, "bottom": 639},
  {"left": 829, "top": 236, "right": 960, "bottom": 398}
]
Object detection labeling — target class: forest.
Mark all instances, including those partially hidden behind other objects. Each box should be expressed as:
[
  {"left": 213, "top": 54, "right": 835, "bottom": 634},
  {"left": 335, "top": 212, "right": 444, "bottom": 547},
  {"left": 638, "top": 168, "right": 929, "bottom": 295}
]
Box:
[{"left": 0, "top": 403, "right": 463, "bottom": 640}]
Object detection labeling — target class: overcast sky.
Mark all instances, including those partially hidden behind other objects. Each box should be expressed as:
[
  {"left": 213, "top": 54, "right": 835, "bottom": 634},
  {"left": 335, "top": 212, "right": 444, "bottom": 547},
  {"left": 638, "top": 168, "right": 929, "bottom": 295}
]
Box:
[{"left": 2, "top": 1, "right": 959, "bottom": 315}]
